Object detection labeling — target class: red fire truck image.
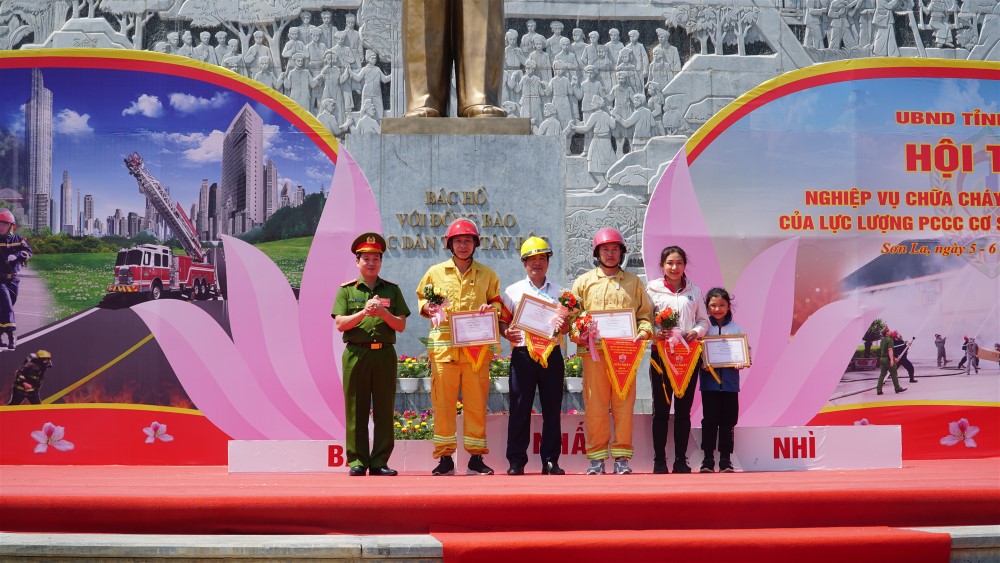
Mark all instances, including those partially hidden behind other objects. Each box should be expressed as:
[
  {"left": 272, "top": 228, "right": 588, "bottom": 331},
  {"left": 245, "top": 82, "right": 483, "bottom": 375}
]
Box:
[{"left": 107, "top": 152, "right": 220, "bottom": 301}]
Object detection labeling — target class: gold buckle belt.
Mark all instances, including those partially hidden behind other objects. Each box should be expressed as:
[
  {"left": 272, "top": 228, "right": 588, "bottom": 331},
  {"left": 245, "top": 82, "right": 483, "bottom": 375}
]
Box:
[{"left": 349, "top": 342, "right": 383, "bottom": 350}]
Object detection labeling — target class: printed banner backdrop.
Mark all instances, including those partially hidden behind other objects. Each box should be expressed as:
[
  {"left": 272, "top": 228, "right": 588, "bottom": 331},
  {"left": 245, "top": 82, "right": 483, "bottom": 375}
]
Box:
[
  {"left": 0, "top": 52, "right": 996, "bottom": 465},
  {"left": 0, "top": 49, "right": 375, "bottom": 465},
  {"left": 644, "top": 59, "right": 999, "bottom": 460}
]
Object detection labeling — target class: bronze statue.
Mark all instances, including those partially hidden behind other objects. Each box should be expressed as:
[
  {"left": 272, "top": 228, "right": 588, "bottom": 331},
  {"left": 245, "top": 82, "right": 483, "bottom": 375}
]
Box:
[{"left": 402, "top": 0, "right": 506, "bottom": 118}]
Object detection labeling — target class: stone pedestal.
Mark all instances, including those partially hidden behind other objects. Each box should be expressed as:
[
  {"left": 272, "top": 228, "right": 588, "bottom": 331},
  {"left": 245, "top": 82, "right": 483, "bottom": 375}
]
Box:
[
  {"left": 381, "top": 118, "right": 531, "bottom": 136},
  {"left": 345, "top": 133, "right": 566, "bottom": 357}
]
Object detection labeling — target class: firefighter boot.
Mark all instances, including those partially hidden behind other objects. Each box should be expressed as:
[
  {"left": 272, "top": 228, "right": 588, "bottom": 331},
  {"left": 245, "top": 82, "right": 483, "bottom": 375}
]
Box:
[
  {"left": 432, "top": 455, "right": 455, "bottom": 476},
  {"left": 467, "top": 455, "right": 494, "bottom": 475},
  {"left": 5, "top": 330, "right": 14, "bottom": 351}
]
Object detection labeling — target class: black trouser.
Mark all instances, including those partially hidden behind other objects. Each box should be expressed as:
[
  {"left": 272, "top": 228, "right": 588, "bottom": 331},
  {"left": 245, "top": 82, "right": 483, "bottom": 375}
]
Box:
[
  {"left": 8, "top": 388, "right": 40, "bottom": 405},
  {"left": 0, "top": 277, "right": 19, "bottom": 334},
  {"left": 506, "top": 346, "right": 564, "bottom": 468},
  {"left": 898, "top": 356, "right": 915, "bottom": 380},
  {"left": 650, "top": 349, "right": 697, "bottom": 463},
  {"left": 701, "top": 390, "right": 739, "bottom": 455}
]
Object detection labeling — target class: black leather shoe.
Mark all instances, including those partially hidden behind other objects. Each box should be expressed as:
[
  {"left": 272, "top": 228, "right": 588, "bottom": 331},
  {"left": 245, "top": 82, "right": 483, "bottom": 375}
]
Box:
[
  {"left": 672, "top": 460, "right": 692, "bottom": 474},
  {"left": 506, "top": 465, "right": 525, "bottom": 475},
  {"left": 652, "top": 461, "right": 669, "bottom": 474},
  {"left": 542, "top": 461, "right": 565, "bottom": 475},
  {"left": 895, "top": 387, "right": 907, "bottom": 393},
  {"left": 369, "top": 466, "right": 397, "bottom": 476},
  {"left": 349, "top": 465, "right": 367, "bottom": 476}
]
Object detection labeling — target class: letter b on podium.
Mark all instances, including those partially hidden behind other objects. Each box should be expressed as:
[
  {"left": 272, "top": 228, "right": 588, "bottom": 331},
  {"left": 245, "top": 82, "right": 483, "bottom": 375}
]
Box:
[{"left": 328, "top": 444, "right": 346, "bottom": 467}]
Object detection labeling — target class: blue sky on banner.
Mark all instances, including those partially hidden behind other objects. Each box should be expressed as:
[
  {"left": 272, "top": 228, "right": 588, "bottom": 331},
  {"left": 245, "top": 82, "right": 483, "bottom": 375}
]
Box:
[{"left": 1, "top": 67, "right": 334, "bottom": 223}]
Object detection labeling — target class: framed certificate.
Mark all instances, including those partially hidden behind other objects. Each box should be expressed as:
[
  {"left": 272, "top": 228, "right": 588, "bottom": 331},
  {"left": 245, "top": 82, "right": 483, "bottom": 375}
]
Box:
[
  {"left": 590, "top": 309, "right": 636, "bottom": 340},
  {"left": 449, "top": 309, "right": 500, "bottom": 347},
  {"left": 511, "top": 294, "right": 561, "bottom": 339},
  {"left": 702, "top": 334, "right": 750, "bottom": 368}
]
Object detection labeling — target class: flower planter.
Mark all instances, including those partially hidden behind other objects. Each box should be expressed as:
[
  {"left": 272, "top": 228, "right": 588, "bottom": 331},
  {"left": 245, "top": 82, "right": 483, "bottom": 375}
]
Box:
[
  {"left": 565, "top": 377, "right": 583, "bottom": 393},
  {"left": 493, "top": 376, "right": 510, "bottom": 393},
  {"left": 419, "top": 376, "right": 433, "bottom": 393},
  {"left": 852, "top": 358, "right": 878, "bottom": 371},
  {"left": 399, "top": 378, "right": 419, "bottom": 393}
]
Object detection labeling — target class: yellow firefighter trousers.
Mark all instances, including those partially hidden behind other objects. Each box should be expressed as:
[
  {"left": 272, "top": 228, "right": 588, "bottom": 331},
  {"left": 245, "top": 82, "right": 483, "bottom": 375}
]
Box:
[
  {"left": 582, "top": 353, "right": 636, "bottom": 460},
  {"left": 431, "top": 357, "right": 491, "bottom": 457}
]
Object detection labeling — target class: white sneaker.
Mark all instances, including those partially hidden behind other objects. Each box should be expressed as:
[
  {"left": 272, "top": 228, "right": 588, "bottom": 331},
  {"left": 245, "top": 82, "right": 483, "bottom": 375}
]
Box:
[
  {"left": 613, "top": 457, "right": 632, "bottom": 475},
  {"left": 586, "top": 459, "right": 606, "bottom": 475}
]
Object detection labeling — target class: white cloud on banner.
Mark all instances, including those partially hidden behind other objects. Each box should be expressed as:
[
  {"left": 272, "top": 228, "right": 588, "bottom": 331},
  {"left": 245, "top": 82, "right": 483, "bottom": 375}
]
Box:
[
  {"left": 263, "top": 123, "right": 280, "bottom": 149},
  {"left": 182, "top": 130, "right": 226, "bottom": 163},
  {"left": 55, "top": 109, "right": 94, "bottom": 136},
  {"left": 169, "top": 91, "right": 229, "bottom": 114},
  {"left": 122, "top": 94, "right": 164, "bottom": 118},
  {"left": 9, "top": 104, "right": 26, "bottom": 135},
  {"left": 306, "top": 166, "right": 330, "bottom": 182}
]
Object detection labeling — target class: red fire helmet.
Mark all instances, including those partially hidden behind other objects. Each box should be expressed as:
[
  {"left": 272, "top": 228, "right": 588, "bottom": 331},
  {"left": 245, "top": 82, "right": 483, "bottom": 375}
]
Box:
[
  {"left": 0, "top": 208, "right": 16, "bottom": 228},
  {"left": 445, "top": 218, "right": 480, "bottom": 249},
  {"left": 592, "top": 227, "right": 626, "bottom": 257}
]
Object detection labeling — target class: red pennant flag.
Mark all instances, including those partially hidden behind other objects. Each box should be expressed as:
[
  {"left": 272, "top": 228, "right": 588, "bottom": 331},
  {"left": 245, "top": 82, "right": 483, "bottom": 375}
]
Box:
[
  {"left": 462, "top": 345, "right": 491, "bottom": 371},
  {"left": 652, "top": 341, "right": 702, "bottom": 399},
  {"left": 599, "top": 338, "right": 647, "bottom": 400},
  {"left": 524, "top": 332, "right": 557, "bottom": 368}
]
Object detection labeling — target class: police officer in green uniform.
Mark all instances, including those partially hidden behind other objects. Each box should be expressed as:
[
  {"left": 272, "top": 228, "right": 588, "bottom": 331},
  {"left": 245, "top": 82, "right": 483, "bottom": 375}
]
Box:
[
  {"left": 876, "top": 326, "right": 906, "bottom": 396},
  {"left": 333, "top": 233, "right": 410, "bottom": 476}
]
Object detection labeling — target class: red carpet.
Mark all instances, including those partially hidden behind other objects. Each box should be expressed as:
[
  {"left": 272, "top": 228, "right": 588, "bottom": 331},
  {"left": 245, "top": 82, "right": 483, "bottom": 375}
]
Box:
[
  {"left": 434, "top": 528, "right": 952, "bottom": 563},
  {"left": 2, "top": 458, "right": 996, "bottom": 561}
]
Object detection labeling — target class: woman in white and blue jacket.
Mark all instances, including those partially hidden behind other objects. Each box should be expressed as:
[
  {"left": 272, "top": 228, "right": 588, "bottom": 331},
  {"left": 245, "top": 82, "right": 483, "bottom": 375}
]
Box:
[{"left": 699, "top": 287, "right": 748, "bottom": 473}]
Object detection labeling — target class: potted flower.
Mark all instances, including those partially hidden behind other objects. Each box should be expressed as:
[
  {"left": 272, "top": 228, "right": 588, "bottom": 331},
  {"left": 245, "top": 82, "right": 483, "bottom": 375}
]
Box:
[
  {"left": 564, "top": 356, "right": 583, "bottom": 392},
  {"left": 490, "top": 355, "right": 511, "bottom": 393},
  {"left": 394, "top": 409, "right": 434, "bottom": 440},
  {"left": 397, "top": 355, "right": 429, "bottom": 393}
]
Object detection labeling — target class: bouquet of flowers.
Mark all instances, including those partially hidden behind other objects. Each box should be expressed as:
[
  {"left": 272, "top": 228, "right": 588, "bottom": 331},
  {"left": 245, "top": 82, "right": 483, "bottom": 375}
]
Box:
[
  {"left": 655, "top": 307, "right": 678, "bottom": 330},
  {"left": 554, "top": 290, "right": 583, "bottom": 337},
  {"left": 655, "top": 307, "right": 687, "bottom": 351},
  {"left": 423, "top": 283, "right": 451, "bottom": 327},
  {"left": 574, "top": 312, "right": 600, "bottom": 361}
]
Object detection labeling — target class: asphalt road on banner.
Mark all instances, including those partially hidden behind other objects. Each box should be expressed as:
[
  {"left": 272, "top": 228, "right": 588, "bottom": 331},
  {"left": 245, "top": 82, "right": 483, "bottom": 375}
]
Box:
[{"left": 0, "top": 300, "right": 229, "bottom": 407}]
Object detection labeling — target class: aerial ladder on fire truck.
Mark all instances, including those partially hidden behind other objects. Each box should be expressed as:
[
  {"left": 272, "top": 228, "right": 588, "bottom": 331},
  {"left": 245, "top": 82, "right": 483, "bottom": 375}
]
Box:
[{"left": 123, "top": 152, "right": 204, "bottom": 263}]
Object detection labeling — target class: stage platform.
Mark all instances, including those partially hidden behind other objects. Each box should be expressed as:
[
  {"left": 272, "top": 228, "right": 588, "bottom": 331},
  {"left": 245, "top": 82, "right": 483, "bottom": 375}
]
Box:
[{"left": 2, "top": 458, "right": 999, "bottom": 561}]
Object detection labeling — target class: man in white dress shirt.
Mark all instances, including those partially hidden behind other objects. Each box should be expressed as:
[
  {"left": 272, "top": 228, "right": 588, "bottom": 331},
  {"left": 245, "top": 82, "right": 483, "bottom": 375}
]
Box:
[{"left": 500, "top": 237, "right": 568, "bottom": 476}]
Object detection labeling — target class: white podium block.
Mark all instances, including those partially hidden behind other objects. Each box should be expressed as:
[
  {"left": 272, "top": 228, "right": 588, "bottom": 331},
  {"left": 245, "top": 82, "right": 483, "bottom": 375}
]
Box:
[
  {"left": 228, "top": 419, "right": 902, "bottom": 474},
  {"left": 228, "top": 440, "right": 348, "bottom": 473},
  {"left": 734, "top": 425, "right": 902, "bottom": 471}
]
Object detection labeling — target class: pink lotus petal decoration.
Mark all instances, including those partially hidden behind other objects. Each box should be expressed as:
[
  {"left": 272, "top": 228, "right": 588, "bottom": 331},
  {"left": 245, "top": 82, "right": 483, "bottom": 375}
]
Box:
[
  {"left": 132, "top": 299, "right": 304, "bottom": 439},
  {"left": 132, "top": 146, "right": 381, "bottom": 440},
  {"left": 730, "top": 238, "right": 797, "bottom": 414},
  {"left": 299, "top": 149, "right": 382, "bottom": 419},
  {"left": 644, "top": 150, "right": 874, "bottom": 426},
  {"left": 642, "top": 154, "right": 724, "bottom": 291}
]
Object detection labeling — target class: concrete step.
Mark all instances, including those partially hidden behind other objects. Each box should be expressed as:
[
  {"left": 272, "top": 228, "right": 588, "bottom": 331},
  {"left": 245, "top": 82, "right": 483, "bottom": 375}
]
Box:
[
  {"left": 2, "top": 526, "right": 997, "bottom": 561},
  {"left": 0, "top": 533, "right": 442, "bottom": 561}
]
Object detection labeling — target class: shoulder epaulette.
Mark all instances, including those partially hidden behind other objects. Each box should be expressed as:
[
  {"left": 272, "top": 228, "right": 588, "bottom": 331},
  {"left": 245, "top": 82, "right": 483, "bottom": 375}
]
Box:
[{"left": 340, "top": 279, "right": 358, "bottom": 287}]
